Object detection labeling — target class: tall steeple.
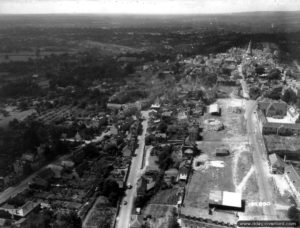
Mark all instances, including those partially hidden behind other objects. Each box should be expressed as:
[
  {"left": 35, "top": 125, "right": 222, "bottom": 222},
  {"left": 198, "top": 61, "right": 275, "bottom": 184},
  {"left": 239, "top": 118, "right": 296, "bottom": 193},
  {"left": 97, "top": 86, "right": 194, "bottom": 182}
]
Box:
[{"left": 246, "top": 40, "right": 252, "bottom": 56}]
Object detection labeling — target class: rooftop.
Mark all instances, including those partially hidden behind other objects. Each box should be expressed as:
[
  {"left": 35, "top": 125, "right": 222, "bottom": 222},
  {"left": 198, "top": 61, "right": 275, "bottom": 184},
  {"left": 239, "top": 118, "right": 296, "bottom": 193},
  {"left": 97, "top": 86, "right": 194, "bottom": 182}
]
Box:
[{"left": 209, "top": 190, "right": 242, "bottom": 208}]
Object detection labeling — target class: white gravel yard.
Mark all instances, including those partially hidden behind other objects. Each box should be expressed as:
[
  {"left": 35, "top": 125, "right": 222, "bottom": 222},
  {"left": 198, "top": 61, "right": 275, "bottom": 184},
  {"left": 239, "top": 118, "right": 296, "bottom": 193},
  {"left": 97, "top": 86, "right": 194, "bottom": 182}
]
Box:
[{"left": 271, "top": 174, "right": 292, "bottom": 196}]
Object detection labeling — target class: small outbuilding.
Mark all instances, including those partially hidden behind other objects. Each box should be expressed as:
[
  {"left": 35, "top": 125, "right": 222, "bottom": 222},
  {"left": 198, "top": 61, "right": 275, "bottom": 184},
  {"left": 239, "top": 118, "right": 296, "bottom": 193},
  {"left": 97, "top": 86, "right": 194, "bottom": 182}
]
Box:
[
  {"left": 269, "top": 153, "right": 285, "bottom": 174},
  {"left": 216, "top": 148, "right": 230, "bottom": 156},
  {"left": 209, "top": 104, "right": 221, "bottom": 116}
]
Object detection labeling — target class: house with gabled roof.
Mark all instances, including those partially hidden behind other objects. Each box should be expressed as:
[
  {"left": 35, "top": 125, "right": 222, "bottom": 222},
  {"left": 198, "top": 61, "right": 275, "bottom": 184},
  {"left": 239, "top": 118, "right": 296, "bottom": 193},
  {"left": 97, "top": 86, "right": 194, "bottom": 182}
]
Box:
[
  {"left": 258, "top": 99, "right": 287, "bottom": 117},
  {"left": 284, "top": 165, "right": 300, "bottom": 203},
  {"left": 130, "top": 215, "right": 144, "bottom": 228}
]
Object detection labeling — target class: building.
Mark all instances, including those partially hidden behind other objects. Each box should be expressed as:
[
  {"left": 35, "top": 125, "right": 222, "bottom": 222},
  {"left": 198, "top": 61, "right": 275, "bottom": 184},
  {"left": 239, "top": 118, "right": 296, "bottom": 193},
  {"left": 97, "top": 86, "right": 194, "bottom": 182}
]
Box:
[
  {"left": 188, "top": 125, "right": 199, "bottom": 144},
  {"left": 177, "top": 111, "right": 188, "bottom": 121},
  {"left": 61, "top": 160, "right": 75, "bottom": 168},
  {"left": 0, "top": 201, "right": 40, "bottom": 217},
  {"left": 216, "top": 148, "right": 230, "bottom": 156},
  {"left": 122, "top": 145, "right": 132, "bottom": 158},
  {"left": 208, "top": 104, "right": 221, "bottom": 115},
  {"left": 258, "top": 109, "right": 300, "bottom": 136},
  {"left": 177, "top": 167, "right": 189, "bottom": 183},
  {"left": 164, "top": 168, "right": 179, "bottom": 185},
  {"left": 13, "top": 160, "right": 24, "bottom": 175},
  {"left": 287, "top": 106, "right": 299, "bottom": 123},
  {"left": 21, "top": 153, "right": 35, "bottom": 162},
  {"left": 246, "top": 40, "right": 252, "bottom": 56},
  {"left": 130, "top": 215, "right": 144, "bottom": 228},
  {"left": 284, "top": 165, "right": 300, "bottom": 203},
  {"left": 74, "top": 132, "right": 82, "bottom": 142},
  {"left": 258, "top": 99, "right": 287, "bottom": 118},
  {"left": 209, "top": 190, "right": 242, "bottom": 210},
  {"left": 268, "top": 153, "right": 285, "bottom": 174},
  {"left": 107, "top": 103, "right": 123, "bottom": 110}
]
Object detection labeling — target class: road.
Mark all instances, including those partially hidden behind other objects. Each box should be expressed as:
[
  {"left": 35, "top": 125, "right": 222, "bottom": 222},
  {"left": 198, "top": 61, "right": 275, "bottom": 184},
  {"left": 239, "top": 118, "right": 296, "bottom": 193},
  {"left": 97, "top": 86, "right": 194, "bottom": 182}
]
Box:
[
  {"left": 238, "top": 65, "right": 250, "bottom": 99},
  {"left": 245, "top": 100, "right": 277, "bottom": 219},
  {"left": 116, "top": 110, "right": 150, "bottom": 228},
  {"left": 239, "top": 61, "right": 276, "bottom": 219}
]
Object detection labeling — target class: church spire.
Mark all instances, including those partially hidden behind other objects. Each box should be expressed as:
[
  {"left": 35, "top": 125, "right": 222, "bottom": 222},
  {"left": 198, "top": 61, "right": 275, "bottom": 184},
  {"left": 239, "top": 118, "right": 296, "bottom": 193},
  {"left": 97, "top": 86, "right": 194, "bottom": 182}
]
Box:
[{"left": 246, "top": 40, "right": 252, "bottom": 55}]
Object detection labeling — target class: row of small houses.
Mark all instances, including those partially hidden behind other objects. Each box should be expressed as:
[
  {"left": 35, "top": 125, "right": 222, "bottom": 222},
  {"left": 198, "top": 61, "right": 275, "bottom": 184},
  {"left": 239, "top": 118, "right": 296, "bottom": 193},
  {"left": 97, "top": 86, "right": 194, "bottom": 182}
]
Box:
[
  {"left": 256, "top": 99, "right": 300, "bottom": 204},
  {"left": 268, "top": 153, "right": 300, "bottom": 204}
]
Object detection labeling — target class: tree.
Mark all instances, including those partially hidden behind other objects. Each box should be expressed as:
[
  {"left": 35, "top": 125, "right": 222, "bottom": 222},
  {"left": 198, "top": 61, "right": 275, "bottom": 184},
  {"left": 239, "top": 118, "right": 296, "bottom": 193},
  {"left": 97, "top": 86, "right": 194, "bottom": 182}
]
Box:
[
  {"left": 157, "top": 145, "right": 174, "bottom": 170},
  {"left": 268, "top": 69, "right": 281, "bottom": 80},
  {"left": 249, "top": 87, "right": 261, "bottom": 100},
  {"left": 287, "top": 206, "right": 300, "bottom": 221},
  {"left": 18, "top": 100, "right": 28, "bottom": 111},
  {"left": 23, "top": 162, "right": 33, "bottom": 176},
  {"left": 266, "top": 86, "right": 283, "bottom": 100},
  {"left": 83, "top": 143, "right": 99, "bottom": 158},
  {"left": 54, "top": 211, "right": 82, "bottom": 228},
  {"left": 168, "top": 208, "right": 180, "bottom": 228},
  {"left": 255, "top": 65, "right": 265, "bottom": 75},
  {"left": 102, "top": 179, "right": 124, "bottom": 206},
  {"left": 282, "top": 89, "right": 297, "bottom": 104},
  {"left": 157, "top": 121, "right": 168, "bottom": 133}
]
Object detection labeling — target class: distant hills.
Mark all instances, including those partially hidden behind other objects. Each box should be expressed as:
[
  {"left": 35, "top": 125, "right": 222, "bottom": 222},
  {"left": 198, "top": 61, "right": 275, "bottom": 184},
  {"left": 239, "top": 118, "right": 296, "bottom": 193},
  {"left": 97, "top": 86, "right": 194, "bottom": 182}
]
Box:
[{"left": 0, "top": 11, "right": 300, "bottom": 32}]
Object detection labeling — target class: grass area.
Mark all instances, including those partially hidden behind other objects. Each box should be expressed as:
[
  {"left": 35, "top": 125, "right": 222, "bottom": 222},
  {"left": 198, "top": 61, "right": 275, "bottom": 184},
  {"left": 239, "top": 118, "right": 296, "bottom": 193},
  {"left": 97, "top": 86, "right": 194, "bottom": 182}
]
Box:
[
  {"left": 236, "top": 151, "right": 253, "bottom": 184},
  {"left": 185, "top": 157, "right": 235, "bottom": 209},
  {"left": 149, "top": 188, "right": 179, "bottom": 205}
]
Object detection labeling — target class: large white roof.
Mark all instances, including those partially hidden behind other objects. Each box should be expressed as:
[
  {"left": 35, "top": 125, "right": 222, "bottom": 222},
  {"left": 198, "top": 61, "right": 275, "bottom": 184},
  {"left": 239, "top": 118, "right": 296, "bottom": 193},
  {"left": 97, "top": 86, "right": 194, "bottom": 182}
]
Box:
[
  {"left": 209, "top": 103, "right": 220, "bottom": 113},
  {"left": 222, "top": 191, "right": 242, "bottom": 208}
]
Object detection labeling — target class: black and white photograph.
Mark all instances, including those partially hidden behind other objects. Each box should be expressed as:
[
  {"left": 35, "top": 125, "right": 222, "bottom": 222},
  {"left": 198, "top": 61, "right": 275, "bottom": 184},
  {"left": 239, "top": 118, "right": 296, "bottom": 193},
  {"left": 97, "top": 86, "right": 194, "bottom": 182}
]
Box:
[{"left": 0, "top": 0, "right": 300, "bottom": 227}]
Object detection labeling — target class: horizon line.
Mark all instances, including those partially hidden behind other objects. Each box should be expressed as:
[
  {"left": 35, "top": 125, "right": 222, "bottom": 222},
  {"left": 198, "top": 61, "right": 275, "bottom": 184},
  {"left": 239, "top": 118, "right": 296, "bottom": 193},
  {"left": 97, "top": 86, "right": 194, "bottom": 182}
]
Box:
[{"left": 1, "top": 10, "right": 300, "bottom": 16}]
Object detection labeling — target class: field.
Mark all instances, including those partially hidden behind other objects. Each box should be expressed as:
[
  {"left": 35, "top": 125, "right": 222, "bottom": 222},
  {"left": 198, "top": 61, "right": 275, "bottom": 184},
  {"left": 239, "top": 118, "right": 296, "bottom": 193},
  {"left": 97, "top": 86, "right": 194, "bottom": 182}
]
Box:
[
  {"left": 0, "top": 50, "right": 76, "bottom": 63},
  {"left": 36, "top": 105, "right": 73, "bottom": 125},
  {"left": 184, "top": 94, "right": 262, "bottom": 219},
  {"left": 149, "top": 188, "right": 179, "bottom": 205},
  {"left": 0, "top": 108, "right": 36, "bottom": 128}
]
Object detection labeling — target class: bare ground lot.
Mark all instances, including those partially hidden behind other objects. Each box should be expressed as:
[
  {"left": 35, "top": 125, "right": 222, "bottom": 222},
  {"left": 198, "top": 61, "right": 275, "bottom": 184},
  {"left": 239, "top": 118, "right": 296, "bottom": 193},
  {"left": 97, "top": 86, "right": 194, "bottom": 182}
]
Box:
[{"left": 185, "top": 96, "right": 262, "bottom": 219}]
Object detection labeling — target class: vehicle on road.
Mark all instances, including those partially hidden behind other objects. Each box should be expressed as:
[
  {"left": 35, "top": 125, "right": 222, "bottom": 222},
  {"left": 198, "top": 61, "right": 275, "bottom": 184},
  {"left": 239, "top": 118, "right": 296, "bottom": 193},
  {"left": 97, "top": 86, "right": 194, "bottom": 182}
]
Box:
[
  {"left": 127, "top": 184, "right": 132, "bottom": 189},
  {"left": 123, "top": 201, "right": 128, "bottom": 205}
]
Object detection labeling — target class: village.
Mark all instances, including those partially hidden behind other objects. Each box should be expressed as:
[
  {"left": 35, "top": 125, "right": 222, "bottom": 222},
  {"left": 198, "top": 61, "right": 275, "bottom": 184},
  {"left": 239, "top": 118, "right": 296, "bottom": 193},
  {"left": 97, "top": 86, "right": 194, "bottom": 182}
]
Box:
[{"left": 0, "top": 37, "right": 300, "bottom": 228}]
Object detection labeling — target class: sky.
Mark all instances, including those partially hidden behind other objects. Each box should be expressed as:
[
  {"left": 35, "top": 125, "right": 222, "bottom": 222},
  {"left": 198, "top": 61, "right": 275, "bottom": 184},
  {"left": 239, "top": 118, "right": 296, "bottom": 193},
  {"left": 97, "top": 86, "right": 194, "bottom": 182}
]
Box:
[{"left": 1, "top": 0, "right": 300, "bottom": 15}]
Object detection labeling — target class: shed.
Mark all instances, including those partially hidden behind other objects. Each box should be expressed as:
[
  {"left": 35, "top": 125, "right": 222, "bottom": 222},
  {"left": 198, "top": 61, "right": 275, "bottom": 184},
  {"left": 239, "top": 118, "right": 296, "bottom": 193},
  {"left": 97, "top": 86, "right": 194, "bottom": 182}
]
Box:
[
  {"left": 269, "top": 153, "right": 285, "bottom": 174},
  {"left": 209, "top": 104, "right": 221, "bottom": 115},
  {"left": 216, "top": 148, "right": 230, "bottom": 156}
]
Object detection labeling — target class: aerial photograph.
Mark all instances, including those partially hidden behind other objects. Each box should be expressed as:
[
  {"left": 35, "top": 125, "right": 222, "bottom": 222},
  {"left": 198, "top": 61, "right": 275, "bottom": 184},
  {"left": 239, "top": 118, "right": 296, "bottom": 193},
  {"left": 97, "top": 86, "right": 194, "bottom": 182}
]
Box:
[{"left": 0, "top": 0, "right": 300, "bottom": 227}]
